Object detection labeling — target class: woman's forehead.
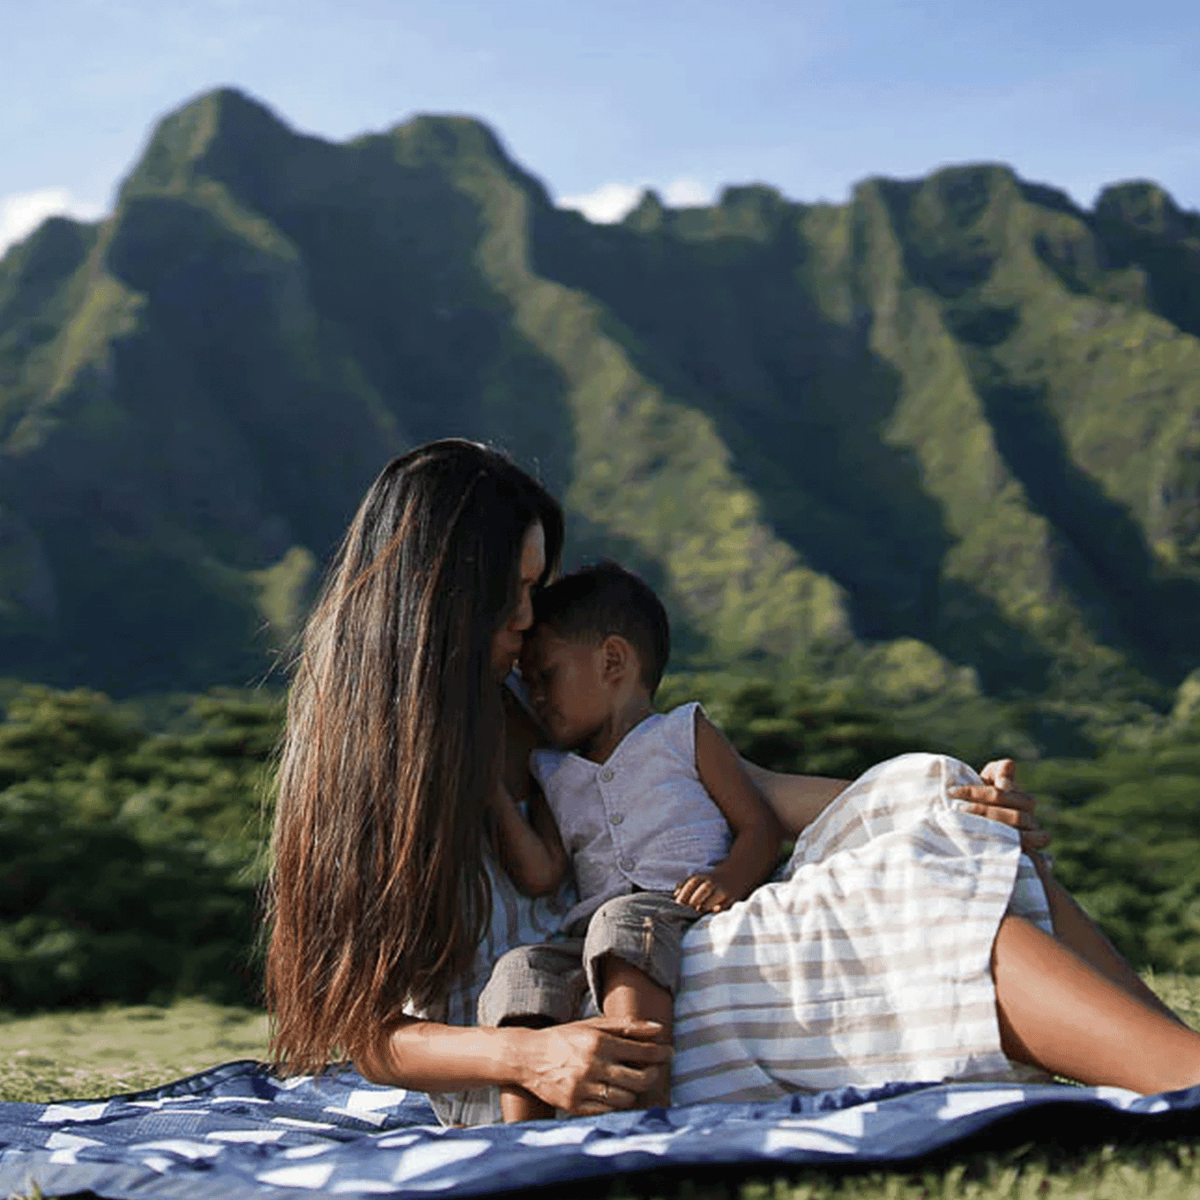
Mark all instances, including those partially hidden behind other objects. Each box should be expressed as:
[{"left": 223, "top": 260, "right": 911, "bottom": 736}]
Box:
[{"left": 520, "top": 521, "right": 546, "bottom": 576}]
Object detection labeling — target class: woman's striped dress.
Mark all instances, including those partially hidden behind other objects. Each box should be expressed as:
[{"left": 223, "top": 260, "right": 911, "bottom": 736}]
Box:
[{"left": 421, "top": 753, "right": 1053, "bottom": 1125}]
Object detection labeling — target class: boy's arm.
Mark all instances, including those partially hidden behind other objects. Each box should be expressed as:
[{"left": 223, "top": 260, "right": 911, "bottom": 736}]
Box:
[
  {"left": 488, "top": 777, "right": 569, "bottom": 898},
  {"left": 676, "top": 711, "right": 785, "bottom": 914}
]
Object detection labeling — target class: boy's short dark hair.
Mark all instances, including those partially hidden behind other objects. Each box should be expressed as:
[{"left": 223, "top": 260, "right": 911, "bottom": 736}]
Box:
[{"left": 531, "top": 562, "right": 671, "bottom": 693}]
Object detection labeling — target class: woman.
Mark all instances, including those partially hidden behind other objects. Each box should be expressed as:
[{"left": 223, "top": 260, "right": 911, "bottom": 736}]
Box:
[{"left": 266, "top": 439, "right": 1200, "bottom": 1123}]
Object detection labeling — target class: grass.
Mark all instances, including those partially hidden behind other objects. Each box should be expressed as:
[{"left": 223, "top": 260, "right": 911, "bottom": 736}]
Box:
[
  {"left": 0, "top": 998, "right": 267, "bottom": 1103},
  {"left": 1, "top": 986, "right": 1199, "bottom": 1199}
]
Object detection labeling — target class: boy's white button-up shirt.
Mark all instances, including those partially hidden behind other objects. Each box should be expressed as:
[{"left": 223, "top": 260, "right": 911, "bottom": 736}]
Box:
[{"left": 530, "top": 702, "right": 731, "bottom": 930}]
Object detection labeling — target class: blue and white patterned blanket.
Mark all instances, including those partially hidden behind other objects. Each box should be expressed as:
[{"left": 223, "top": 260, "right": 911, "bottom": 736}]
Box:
[{"left": 1, "top": 1062, "right": 1198, "bottom": 1199}]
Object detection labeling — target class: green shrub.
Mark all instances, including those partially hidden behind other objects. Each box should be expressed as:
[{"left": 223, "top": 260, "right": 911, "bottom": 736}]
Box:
[
  {"left": 0, "top": 685, "right": 279, "bottom": 1010},
  {"left": 2, "top": 673, "right": 1199, "bottom": 1010},
  {"left": 1029, "top": 725, "right": 1200, "bottom": 971}
]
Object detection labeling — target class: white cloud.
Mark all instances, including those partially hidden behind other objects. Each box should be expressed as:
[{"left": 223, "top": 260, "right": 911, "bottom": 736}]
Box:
[
  {"left": 559, "top": 177, "right": 714, "bottom": 224},
  {"left": 662, "top": 178, "right": 712, "bottom": 207},
  {"left": 558, "top": 182, "right": 643, "bottom": 224},
  {"left": 0, "top": 189, "right": 105, "bottom": 258}
]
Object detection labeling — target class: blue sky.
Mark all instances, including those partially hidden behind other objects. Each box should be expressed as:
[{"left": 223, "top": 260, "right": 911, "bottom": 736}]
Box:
[{"left": 2, "top": 0, "right": 1198, "bottom": 254}]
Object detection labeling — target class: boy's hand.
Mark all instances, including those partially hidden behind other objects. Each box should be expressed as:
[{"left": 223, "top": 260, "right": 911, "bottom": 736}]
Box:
[{"left": 674, "top": 868, "right": 739, "bottom": 914}]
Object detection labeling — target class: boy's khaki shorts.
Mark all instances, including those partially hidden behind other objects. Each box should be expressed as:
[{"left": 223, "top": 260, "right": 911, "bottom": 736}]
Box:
[{"left": 477, "top": 890, "right": 700, "bottom": 1027}]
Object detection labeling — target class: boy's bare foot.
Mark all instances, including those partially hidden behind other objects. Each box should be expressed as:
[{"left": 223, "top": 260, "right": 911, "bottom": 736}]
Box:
[{"left": 499, "top": 1083, "right": 554, "bottom": 1122}]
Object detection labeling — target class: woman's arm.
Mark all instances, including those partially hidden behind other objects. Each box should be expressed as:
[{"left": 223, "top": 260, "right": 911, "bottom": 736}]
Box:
[
  {"left": 744, "top": 755, "right": 1049, "bottom": 849},
  {"left": 355, "top": 1014, "right": 673, "bottom": 1115},
  {"left": 356, "top": 1014, "right": 531, "bottom": 1093},
  {"left": 738, "top": 759, "right": 850, "bottom": 838}
]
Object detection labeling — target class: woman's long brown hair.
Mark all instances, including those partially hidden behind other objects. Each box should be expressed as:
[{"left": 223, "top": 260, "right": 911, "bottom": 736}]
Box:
[{"left": 265, "top": 439, "right": 562, "bottom": 1073}]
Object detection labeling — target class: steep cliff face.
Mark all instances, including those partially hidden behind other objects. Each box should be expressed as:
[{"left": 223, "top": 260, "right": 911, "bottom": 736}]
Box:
[
  {"left": 1, "top": 88, "right": 1198, "bottom": 705},
  {"left": 533, "top": 164, "right": 1200, "bottom": 698}
]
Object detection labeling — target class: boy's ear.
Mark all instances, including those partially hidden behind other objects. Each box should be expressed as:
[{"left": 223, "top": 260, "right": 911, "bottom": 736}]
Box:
[{"left": 600, "top": 635, "right": 636, "bottom": 683}]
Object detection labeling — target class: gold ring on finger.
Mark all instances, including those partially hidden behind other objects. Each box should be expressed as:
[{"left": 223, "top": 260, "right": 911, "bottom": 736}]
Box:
[{"left": 599, "top": 1082, "right": 609, "bottom": 1101}]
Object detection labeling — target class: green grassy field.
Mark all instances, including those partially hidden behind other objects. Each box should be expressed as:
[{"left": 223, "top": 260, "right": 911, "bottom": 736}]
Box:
[
  {"left": 0, "top": 999, "right": 268, "bottom": 1103},
  {"left": 3, "top": 983, "right": 1200, "bottom": 1199}
]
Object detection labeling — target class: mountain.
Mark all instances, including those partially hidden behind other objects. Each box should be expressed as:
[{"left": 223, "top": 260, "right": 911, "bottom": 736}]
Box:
[{"left": 1, "top": 88, "right": 1199, "bottom": 724}]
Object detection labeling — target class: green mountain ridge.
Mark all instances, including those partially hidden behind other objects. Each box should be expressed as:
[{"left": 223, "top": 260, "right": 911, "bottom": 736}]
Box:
[{"left": 1, "top": 88, "right": 1198, "bottom": 729}]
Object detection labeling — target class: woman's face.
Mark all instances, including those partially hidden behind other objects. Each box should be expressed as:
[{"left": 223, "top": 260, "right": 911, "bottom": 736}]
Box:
[{"left": 491, "top": 521, "right": 546, "bottom": 680}]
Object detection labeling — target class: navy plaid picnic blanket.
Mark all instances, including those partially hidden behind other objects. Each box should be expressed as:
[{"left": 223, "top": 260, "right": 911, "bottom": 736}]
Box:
[{"left": 1, "top": 1062, "right": 1198, "bottom": 1199}]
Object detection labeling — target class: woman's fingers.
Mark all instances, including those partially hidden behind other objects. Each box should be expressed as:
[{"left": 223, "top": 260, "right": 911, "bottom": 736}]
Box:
[
  {"left": 964, "top": 803, "right": 1026, "bottom": 828},
  {"left": 586, "top": 1078, "right": 635, "bottom": 1111},
  {"left": 531, "top": 1020, "right": 671, "bottom": 1114},
  {"left": 550, "top": 1019, "right": 671, "bottom": 1114},
  {"left": 950, "top": 782, "right": 1052, "bottom": 849},
  {"left": 603, "top": 1060, "right": 663, "bottom": 1095},
  {"left": 979, "top": 759, "right": 1017, "bottom": 789},
  {"left": 603, "top": 1033, "right": 673, "bottom": 1065},
  {"left": 582, "top": 1018, "right": 673, "bottom": 1062},
  {"left": 951, "top": 787, "right": 1037, "bottom": 825},
  {"left": 577, "top": 1076, "right": 644, "bottom": 1114},
  {"left": 596, "top": 1021, "right": 672, "bottom": 1094},
  {"left": 951, "top": 783, "right": 1036, "bottom": 811},
  {"left": 582, "top": 1016, "right": 667, "bottom": 1041}
]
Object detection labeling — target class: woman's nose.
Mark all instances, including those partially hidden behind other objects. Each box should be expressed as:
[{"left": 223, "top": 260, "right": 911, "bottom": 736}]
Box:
[{"left": 510, "top": 591, "right": 533, "bottom": 632}]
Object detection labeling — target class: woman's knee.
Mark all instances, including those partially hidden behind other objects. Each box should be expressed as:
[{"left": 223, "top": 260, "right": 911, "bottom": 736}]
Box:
[
  {"left": 787, "top": 753, "right": 980, "bottom": 862},
  {"left": 854, "top": 752, "right": 975, "bottom": 788}
]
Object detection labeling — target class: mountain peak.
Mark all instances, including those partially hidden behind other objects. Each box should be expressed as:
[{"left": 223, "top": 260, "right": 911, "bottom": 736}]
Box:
[
  {"left": 377, "top": 113, "right": 552, "bottom": 207},
  {"left": 1095, "top": 181, "right": 1184, "bottom": 236},
  {"left": 119, "top": 88, "right": 297, "bottom": 201},
  {"left": 622, "top": 188, "right": 666, "bottom": 231},
  {"left": 386, "top": 113, "right": 508, "bottom": 164}
]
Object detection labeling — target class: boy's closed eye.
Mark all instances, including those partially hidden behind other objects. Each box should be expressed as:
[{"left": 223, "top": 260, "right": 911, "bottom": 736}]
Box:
[{"left": 517, "top": 653, "right": 549, "bottom": 688}]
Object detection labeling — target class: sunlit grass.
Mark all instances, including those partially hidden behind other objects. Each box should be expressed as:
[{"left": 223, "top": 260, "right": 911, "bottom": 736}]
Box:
[{"left": 0, "top": 997, "right": 267, "bottom": 1103}]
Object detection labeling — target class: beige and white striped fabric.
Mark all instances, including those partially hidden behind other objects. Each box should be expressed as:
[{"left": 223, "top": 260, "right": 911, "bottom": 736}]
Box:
[
  {"left": 423, "top": 753, "right": 1052, "bottom": 1125},
  {"left": 670, "top": 752, "right": 1051, "bottom": 1104}
]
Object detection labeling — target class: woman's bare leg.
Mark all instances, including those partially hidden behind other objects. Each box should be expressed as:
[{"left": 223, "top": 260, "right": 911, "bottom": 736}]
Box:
[
  {"left": 1029, "top": 854, "right": 1185, "bottom": 1024},
  {"left": 992, "top": 915, "right": 1200, "bottom": 1093}
]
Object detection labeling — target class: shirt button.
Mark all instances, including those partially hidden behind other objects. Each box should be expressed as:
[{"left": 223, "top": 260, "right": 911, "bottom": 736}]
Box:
[
  {"left": 600, "top": 768, "right": 615, "bottom": 782},
  {"left": 620, "top": 857, "right": 635, "bottom": 871},
  {"left": 609, "top": 813, "right": 624, "bottom": 825}
]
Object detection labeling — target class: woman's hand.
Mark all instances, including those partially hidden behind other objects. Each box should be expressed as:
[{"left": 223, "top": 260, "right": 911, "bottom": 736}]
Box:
[
  {"left": 950, "top": 758, "right": 1050, "bottom": 852},
  {"left": 517, "top": 1017, "right": 671, "bottom": 1115}
]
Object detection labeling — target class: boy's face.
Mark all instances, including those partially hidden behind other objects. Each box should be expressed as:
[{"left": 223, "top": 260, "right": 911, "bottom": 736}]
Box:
[{"left": 519, "top": 626, "right": 612, "bottom": 752}]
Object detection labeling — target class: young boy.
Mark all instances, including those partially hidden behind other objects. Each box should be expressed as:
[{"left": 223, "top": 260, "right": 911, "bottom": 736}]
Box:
[{"left": 480, "top": 561, "right": 784, "bottom": 1120}]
